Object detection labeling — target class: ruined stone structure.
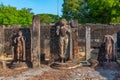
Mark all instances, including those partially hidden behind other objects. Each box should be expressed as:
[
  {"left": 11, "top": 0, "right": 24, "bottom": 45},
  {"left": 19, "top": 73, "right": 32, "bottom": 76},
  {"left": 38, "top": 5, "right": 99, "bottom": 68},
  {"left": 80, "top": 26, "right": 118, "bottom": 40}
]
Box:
[{"left": 0, "top": 17, "right": 120, "bottom": 69}]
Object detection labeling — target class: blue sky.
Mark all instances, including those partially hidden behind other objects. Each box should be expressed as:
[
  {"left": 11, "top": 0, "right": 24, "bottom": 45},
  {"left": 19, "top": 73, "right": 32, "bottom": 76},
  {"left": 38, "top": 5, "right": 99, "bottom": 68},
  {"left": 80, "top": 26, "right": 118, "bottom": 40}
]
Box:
[{"left": 0, "top": 0, "right": 63, "bottom": 16}]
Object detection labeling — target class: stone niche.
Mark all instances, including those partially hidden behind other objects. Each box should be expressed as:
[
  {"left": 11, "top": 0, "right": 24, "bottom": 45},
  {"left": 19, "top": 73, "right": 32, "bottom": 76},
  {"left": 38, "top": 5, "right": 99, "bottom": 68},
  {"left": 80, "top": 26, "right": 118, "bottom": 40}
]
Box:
[{"left": 0, "top": 26, "right": 31, "bottom": 61}]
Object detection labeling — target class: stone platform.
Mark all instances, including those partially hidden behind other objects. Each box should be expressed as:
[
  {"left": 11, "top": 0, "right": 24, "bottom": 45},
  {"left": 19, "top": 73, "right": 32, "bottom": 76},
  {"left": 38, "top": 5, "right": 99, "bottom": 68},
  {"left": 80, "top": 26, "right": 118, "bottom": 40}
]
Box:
[{"left": 50, "top": 61, "right": 82, "bottom": 69}]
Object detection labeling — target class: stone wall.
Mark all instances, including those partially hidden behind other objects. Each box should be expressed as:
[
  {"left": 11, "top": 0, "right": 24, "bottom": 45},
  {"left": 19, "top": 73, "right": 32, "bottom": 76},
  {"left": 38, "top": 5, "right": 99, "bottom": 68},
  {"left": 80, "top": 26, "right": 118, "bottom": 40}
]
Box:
[
  {"left": 78, "top": 24, "right": 120, "bottom": 48},
  {"left": 0, "top": 23, "right": 120, "bottom": 62},
  {"left": 40, "top": 25, "right": 51, "bottom": 59}
]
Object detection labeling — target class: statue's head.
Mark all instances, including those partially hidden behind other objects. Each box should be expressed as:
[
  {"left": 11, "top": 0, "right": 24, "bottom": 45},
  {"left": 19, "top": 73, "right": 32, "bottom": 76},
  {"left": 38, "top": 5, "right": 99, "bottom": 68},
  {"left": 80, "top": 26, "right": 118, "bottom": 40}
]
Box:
[
  {"left": 18, "top": 31, "right": 23, "bottom": 36},
  {"left": 60, "top": 19, "right": 67, "bottom": 26}
]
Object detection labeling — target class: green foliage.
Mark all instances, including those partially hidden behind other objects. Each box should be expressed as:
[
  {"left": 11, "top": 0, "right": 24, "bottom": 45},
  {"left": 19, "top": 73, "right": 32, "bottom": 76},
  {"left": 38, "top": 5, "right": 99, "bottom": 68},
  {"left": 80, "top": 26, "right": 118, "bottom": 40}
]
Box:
[
  {"left": 0, "top": 4, "right": 33, "bottom": 27},
  {"left": 62, "top": 0, "right": 120, "bottom": 23},
  {"left": 0, "top": 4, "right": 60, "bottom": 26},
  {"left": 62, "top": 0, "right": 81, "bottom": 20},
  {"left": 38, "top": 14, "right": 60, "bottom": 24},
  {"left": 87, "top": 0, "right": 120, "bottom": 23}
]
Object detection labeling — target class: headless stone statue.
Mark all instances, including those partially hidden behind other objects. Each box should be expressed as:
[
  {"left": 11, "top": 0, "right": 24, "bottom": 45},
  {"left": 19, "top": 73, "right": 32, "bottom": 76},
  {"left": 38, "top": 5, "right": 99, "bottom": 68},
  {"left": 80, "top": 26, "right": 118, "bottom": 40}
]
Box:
[
  {"left": 56, "top": 19, "right": 71, "bottom": 63},
  {"left": 104, "top": 35, "right": 114, "bottom": 62}
]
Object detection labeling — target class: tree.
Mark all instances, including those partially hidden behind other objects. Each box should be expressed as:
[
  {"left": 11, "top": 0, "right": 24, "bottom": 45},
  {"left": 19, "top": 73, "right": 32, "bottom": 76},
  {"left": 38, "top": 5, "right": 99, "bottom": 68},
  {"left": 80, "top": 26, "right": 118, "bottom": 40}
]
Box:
[
  {"left": 18, "top": 8, "right": 33, "bottom": 27},
  {"left": 38, "top": 14, "right": 60, "bottom": 25},
  {"left": 62, "top": 0, "right": 81, "bottom": 20},
  {"left": 62, "top": 0, "right": 120, "bottom": 23},
  {"left": 0, "top": 4, "right": 33, "bottom": 27},
  {"left": 87, "top": 0, "right": 120, "bottom": 23}
]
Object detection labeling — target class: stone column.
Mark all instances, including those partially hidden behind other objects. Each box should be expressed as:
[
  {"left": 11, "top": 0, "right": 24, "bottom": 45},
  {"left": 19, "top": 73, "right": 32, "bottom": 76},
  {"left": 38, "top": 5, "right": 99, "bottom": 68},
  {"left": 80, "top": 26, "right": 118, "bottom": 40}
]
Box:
[
  {"left": 112, "top": 33, "right": 117, "bottom": 60},
  {"left": 70, "top": 20, "right": 79, "bottom": 59},
  {"left": 31, "top": 15, "right": 41, "bottom": 67},
  {"left": 70, "top": 30, "right": 73, "bottom": 60},
  {"left": 2, "top": 26, "right": 6, "bottom": 69},
  {"left": 85, "top": 26, "right": 91, "bottom": 60}
]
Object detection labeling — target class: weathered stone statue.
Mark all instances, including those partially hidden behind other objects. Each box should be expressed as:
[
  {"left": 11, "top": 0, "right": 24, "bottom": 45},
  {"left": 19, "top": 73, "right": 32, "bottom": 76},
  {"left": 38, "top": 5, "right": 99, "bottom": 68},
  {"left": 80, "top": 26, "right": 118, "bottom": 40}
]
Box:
[
  {"left": 104, "top": 34, "right": 114, "bottom": 62},
  {"left": 14, "top": 31, "right": 26, "bottom": 62},
  {"left": 56, "top": 19, "right": 71, "bottom": 63}
]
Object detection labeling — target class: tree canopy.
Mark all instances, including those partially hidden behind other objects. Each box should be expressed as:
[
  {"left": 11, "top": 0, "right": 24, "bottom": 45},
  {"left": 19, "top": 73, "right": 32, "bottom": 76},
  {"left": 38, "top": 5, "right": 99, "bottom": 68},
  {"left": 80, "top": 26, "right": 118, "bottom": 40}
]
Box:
[
  {"left": 0, "top": 4, "right": 60, "bottom": 26},
  {"left": 62, "top": 0, "right": 120, "bottom": 23},
  {"left": 38, "top": 14, "right": 60, "bottom": 25},
  {"left": 1, "top": 0, "right": 119, "bottom": 26},
  {"left": 0, "top": 4, "right": 33, "bottom": 27},
  {"left": 62, "top": 0, "right": 81, "bottom": 20}
]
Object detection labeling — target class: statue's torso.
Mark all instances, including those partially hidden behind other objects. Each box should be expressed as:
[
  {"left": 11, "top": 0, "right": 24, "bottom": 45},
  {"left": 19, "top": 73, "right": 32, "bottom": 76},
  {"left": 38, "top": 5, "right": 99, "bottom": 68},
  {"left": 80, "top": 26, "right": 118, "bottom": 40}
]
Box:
[
  {"left": 17, "top": 36, "right": 24, "bottom": 47},
  {"left": 105, "top": 36, "right": 113, "bottom": 47},
  {"left": 59, "top": 25, "right": 70, "bottom": 38}
]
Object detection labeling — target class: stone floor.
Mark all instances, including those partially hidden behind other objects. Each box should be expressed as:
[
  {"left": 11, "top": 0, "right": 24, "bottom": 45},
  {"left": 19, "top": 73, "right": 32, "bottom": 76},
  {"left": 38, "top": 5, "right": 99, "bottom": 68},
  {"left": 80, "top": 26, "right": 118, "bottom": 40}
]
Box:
[{"left": 0, "top": 62, "right": 120, "bottom": 80}]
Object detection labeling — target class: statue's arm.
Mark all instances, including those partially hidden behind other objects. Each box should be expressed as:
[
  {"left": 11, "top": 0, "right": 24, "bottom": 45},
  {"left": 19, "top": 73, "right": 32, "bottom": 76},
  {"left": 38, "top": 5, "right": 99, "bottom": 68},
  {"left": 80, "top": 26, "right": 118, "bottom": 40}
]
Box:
[
  {"left": 110, "top": 36, "right": 114, "bottom": 41},
  {"left": 22, "top": 37, "right": 26, "bottom": 49},
  {"left": 110, "top": 36, "right": 114, "bottom": 43},
  {"left": 22, "top": 37, "right": 25, "bottom": 43}
]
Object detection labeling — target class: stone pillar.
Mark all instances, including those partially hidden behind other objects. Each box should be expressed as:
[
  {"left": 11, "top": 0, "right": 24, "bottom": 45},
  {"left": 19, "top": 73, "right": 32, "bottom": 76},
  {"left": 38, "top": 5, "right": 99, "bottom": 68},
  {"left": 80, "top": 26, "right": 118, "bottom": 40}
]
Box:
[
  {"left": 3, "top": 26, "right": 6, "bottom": 69},
  {"left": 70, "top": 20, "right": 79, "bottom": 59},
  {"left": 31, "top": 15, "right": 40, "bottom": 67},
  {"left": 70, "top": 30, "right": 73, "bottom": 60},
  {"left": 85, "top": 26, "right": 91, "bottom": 60},
  {"left": 112, "top": 33, "right": 117, "bottom": 60}
]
